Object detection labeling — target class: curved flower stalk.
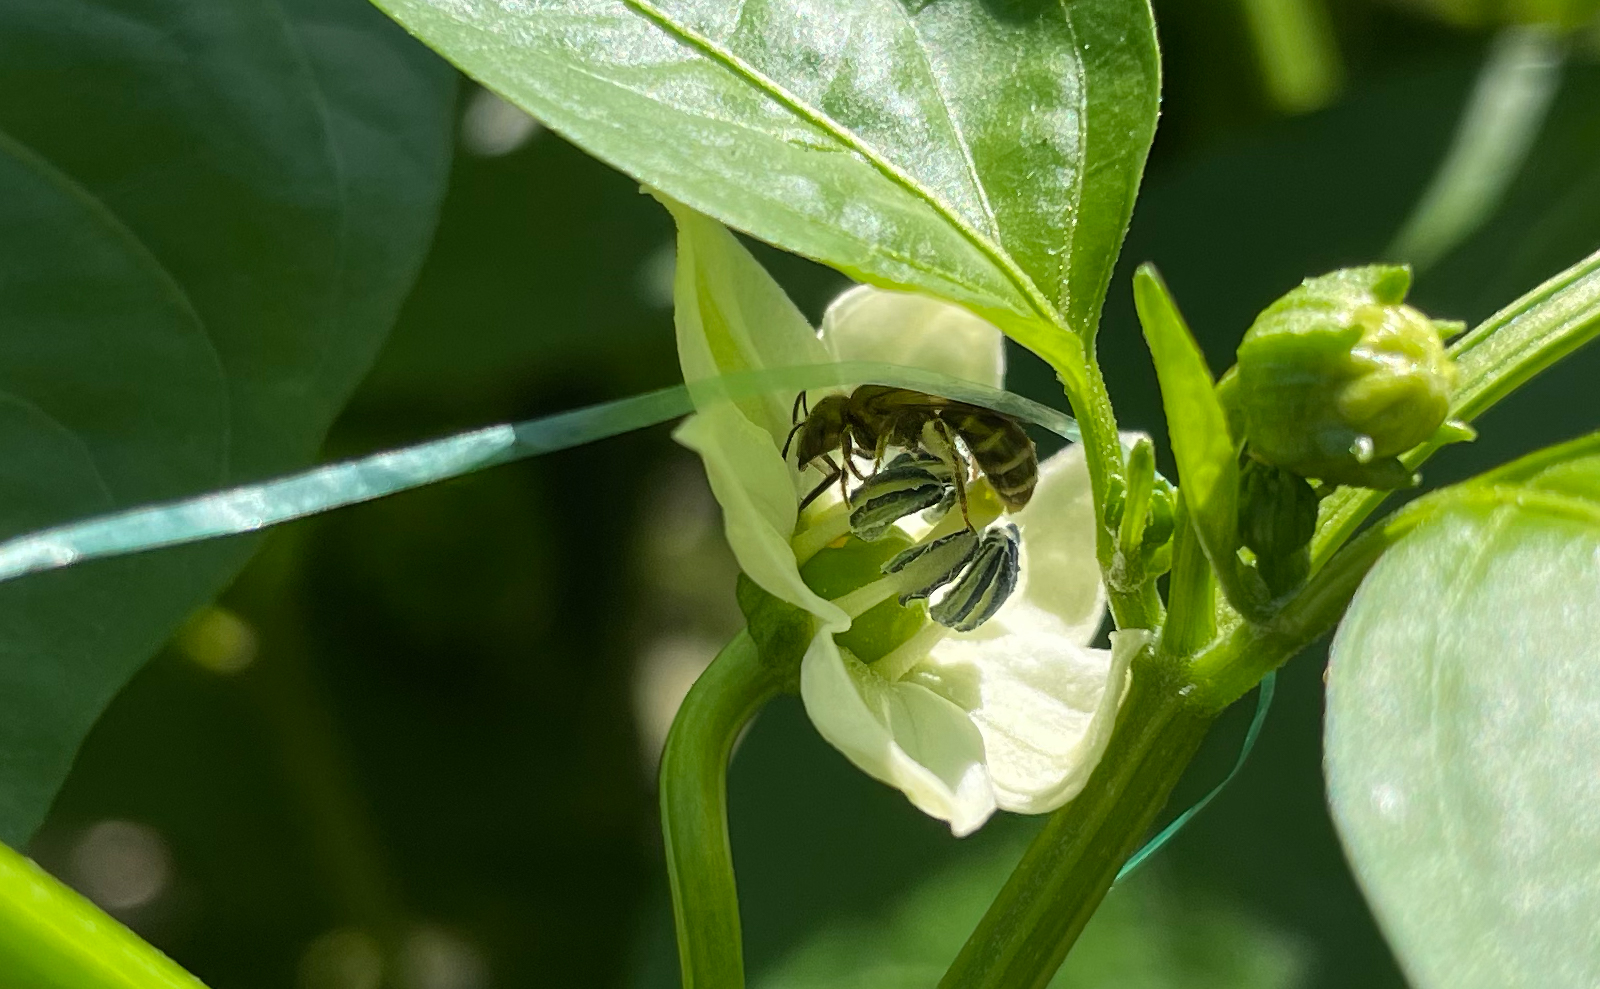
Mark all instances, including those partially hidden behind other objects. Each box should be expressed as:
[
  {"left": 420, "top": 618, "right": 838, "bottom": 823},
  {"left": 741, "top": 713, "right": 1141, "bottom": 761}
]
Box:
[{"left": 664, "top": 197, "right": 1142, "bottom": 836}]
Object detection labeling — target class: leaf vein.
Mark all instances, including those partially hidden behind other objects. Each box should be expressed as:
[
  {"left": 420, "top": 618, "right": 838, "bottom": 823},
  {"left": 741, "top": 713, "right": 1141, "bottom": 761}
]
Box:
[{"left": 619, "top": 0, "right": 1059, "bottom": 326}]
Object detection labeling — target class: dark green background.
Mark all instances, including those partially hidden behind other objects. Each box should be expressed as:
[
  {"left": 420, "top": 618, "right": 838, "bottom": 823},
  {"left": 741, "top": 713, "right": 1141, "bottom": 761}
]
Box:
[{"left": 25, "top": 2, "right": 1600, "bottom": 987}]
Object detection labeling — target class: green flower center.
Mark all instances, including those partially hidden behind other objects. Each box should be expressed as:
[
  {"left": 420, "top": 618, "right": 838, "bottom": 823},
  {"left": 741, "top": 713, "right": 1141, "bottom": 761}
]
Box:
[{"left": 799, "top": 533, "right": 926, "bottom": 664}]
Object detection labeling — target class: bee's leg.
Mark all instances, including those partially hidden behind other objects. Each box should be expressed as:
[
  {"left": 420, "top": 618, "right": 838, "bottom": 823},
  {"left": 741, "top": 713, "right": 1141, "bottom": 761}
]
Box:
[
  {"left": 838, "top": 436, "right": 858, "bottom": 502},
  {"left": 933, "top": 420, "right": 973, "bottom": 530},
  {"left": 800, "top": 467, "right": 843, "bottom": 512},
  {"left": 842, "top": 433, "right": 870, "bottom": 482},
  {"left": 874, "top": 432, "right": 891, "bottom": 472}
]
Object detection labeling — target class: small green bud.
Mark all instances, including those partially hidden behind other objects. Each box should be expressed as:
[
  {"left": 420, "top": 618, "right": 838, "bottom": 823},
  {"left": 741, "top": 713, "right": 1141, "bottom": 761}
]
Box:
[
  {"left": 1139, "top": 482, "right": 1176, "bottom": 576},
  {"left": 1238, "top": 459, "right": 1320, "bottom": 597},
  {"left": 1236, "top": 265, "right": 1462, "bottom": 489}
]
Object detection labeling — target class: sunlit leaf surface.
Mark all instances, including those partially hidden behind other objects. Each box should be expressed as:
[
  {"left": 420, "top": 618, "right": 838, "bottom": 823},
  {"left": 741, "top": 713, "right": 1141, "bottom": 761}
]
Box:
[
  {"left": 369, "top": 0, "right": 1159, "bottom": 342},
  {"left": 0, "top": 0, "right": 455, "bottom": 843},
  {"left": 1327, "top": 458, "right": 1600, "bottom": 989}
]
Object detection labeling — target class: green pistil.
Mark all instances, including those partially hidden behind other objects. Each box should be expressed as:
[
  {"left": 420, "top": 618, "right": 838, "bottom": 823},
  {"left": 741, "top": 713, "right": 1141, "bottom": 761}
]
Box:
[{"left": 800, "top": 533, "right": 925, "bottom": 665}]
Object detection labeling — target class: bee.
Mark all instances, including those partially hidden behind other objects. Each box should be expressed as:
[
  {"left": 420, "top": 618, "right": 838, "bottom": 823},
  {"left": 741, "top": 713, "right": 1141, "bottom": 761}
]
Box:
[{"left": 781, "top": 385, "right": 1038, "bottom": 523}]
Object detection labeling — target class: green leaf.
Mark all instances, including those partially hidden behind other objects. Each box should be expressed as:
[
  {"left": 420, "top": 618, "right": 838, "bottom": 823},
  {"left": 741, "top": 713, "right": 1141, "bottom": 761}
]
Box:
[
  {"left": 368, "top": 0, "right": 1160, "bottom": 351},
  {"left": 753, "top": 836, "right": 1306, "bottom": 989},
  {"left": 1326, "top": 451, "right": 1600, "bottom": 989},
  {"left": 0, "top": 0, "right": 456, "bottom": 843},
  {"left": 1132, "top": 265, "right": 1250, "bottom": 609}
]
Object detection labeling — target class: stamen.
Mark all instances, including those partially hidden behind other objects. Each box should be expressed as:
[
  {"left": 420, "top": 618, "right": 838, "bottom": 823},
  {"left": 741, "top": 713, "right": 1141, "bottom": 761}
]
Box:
[
  {"left": 881, "top": 529, "right": 981, "bottom": 604},
  {"left": 872, "top": 620, "right": 951, "bottom": 683},
  {"left": 831, "top": 574, "right": 904, "bottom": 619},
  {"left": 848, "top": 455, "right": 954, "bottom": 541},
  {"left": 928, "top": 524, "right": 1021, "bottom": 632},
  {"left": 792, "top": 497, "right": 851, "bottom": 565}
]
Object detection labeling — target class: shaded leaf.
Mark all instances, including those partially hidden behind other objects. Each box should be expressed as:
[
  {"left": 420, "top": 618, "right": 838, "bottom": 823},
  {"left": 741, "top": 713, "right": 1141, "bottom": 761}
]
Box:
[
  {"left": 754, "top": 837, "right": 1306, "bottom": 989},
  {"left": 0, "top": 0, "right": 456, "bottom": 843}
]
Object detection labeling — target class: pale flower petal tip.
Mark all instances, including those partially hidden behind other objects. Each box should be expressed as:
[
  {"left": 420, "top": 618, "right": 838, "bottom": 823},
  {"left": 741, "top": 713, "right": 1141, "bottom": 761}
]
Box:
[
  {"left": 799, "top": 635, "right": 999, "bottom": 837},
  {"left": 819, "top": 285, "right": 1006, "bottom": 389}
]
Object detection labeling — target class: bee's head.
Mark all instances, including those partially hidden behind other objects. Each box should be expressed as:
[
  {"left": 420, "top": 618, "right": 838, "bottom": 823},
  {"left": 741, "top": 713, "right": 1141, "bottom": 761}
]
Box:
[{"left": 788, "top": 394, "right": 849, "bottom": 466}]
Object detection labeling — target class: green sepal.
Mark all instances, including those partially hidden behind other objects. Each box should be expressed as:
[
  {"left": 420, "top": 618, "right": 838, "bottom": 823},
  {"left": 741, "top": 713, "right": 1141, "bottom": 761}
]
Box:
[
  {"left": 1133, "top": 264, "right": 1264, "bottom": 617},
  {"left": 736, "top": 574, "right": 816, "bottom": 685}
]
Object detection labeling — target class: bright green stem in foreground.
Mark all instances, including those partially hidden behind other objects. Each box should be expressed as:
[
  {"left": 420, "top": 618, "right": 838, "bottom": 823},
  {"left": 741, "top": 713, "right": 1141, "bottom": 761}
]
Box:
[
  {"left": 0, "top": 842, "right": 206, "bottom": 988},
  {"left": 939, "top": 654, "right": 1213, "bottom": 989},
  {"left": 660, "top": 630, "right": 786, "bottom": 989}
]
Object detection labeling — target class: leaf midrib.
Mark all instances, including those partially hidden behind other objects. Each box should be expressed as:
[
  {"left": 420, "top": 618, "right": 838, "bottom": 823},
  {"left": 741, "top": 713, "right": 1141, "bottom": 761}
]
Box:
[{"left": 621, "top": 0, "right": 1067, "bottom": 331}]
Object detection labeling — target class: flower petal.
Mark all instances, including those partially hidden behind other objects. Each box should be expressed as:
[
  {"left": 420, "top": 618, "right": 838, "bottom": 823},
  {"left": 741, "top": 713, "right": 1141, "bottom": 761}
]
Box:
[
  {"left": 675, "top": 408, "right": 848, "bottom": 631},
  {"left": 1003, "top": 442, "right": 1105, "bottom": 644},
  {"left": 911, "top": 629, "right": 1147, "bottom": 814},
  {"left": 820, "top": 285, "right": 1006, "bottom": 388},
  {"left": 800, "top": 633, "right": 997, "bottom": 836},
  {"left": 662, "top": 195, "right": 830, "bottom": 444}
]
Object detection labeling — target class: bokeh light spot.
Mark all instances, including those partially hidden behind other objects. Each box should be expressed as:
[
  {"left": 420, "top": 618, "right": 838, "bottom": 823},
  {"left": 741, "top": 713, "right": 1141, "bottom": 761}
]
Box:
[{"left": 68, "top": 819, "right": 172, "bottom": 912}]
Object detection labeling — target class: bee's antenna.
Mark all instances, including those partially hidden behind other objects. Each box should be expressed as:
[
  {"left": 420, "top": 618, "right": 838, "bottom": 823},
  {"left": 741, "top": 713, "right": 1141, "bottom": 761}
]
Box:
[
  {"left": 791, "top": 390, "right": 808, "bottom": 424},
  {"left": 781, "top": 419, "right": 807, "bottom": 460}
]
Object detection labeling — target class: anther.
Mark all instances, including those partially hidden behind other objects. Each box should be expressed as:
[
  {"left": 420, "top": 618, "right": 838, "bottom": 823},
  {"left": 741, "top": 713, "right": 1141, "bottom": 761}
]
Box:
[{"left": 929, "top": 524, "right": 1021, "bottom": 632}]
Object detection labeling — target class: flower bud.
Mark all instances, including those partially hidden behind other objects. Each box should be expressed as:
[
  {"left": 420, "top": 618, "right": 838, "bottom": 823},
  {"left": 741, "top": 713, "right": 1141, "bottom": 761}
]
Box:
[
  {"left": 1238, "top": 459, "right": 1319, "bottom": 596},
  {"left": 1236, "top": 265, "right": 1460, "bottom": 489}
]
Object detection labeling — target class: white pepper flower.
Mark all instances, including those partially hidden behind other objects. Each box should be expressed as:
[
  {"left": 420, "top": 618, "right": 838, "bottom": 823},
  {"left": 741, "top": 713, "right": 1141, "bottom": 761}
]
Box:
[{"left": 665, "top": 199, "right": 1140, "bottom": 836}]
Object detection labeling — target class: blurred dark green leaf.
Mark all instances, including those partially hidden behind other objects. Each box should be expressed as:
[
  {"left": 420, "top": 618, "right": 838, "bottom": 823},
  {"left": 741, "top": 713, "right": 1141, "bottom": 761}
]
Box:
[
  {"left": 0, "top": 0, "right": 456, "bottom": 844},
  {"left": 753, "top": 835, "right": 1306, "bottom": 989},
  {"left": 367, "top": 0, "right": 1159, "bottom": 342},
  {"left": 1325, "top": 447, "right": 1600, "bottom": 989}
]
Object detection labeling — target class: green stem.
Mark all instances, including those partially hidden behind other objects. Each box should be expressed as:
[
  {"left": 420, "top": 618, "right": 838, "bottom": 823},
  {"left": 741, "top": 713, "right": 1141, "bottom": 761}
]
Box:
[
  {"left": 0, "top": 842, "right": 206, "bottom": 988},
  {"left": 660, "top": 630, "right": 786, "bottom": 989},
  {"left": 1197, "top": 477, "right": 1600, "bottom": 707},
  {"left": 939, "top": 652, "right": 1212, "bottom": 989},
  {"left": 1238, "top": 0, "right": 1343, "bottom": 114}
]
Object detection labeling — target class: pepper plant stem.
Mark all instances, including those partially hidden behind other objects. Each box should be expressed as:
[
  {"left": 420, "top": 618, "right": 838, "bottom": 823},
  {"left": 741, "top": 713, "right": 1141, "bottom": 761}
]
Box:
[
  {"left": 0, "top": 842, "right": 206, "bottom": 988},
  {"left": 659, "top": 630, "right": 786, "bottom": 989},
  {"left": 938, "top": 651, "right": 1212, "bottom": 989}
]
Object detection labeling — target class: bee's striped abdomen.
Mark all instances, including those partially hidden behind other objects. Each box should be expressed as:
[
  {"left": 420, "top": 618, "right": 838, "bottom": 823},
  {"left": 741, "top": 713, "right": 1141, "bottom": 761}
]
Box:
[{"left": 950, "top": 411, "right": 1037, "bottom": 510}]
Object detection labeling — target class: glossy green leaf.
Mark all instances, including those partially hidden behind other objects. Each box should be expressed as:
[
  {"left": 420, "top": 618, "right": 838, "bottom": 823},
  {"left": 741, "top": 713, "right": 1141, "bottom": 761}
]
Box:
[
  {"left": 1326, "top": 452, "right": 1600, "bottom": 989},
  {"left": 753, "top": 836, "right": 1305, "bottom": 989},
  {"left": 0, "top": 0, "right": 455, "bottom": 843},
  {"left": 1132, "top": 265, "right": 1249, "bottom": 608},
  {"left": 368, "top": 0, "right": 1160, "bottom": 351}
]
